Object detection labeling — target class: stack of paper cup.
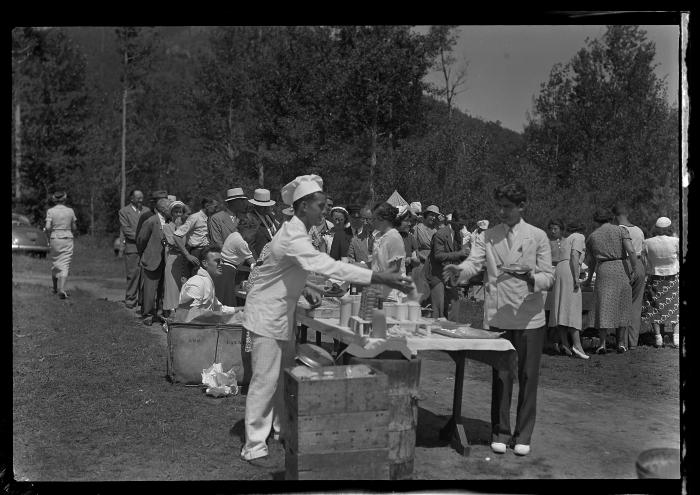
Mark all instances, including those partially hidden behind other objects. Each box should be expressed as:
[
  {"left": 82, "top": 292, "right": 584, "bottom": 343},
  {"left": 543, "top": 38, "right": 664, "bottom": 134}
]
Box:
[
  {"left": 351, "top": 295, "right": 361, "bottom": 317},
  {"left": 407, "top": 301, "right": 421, "bottom": 321},
  {"left": 383, "top": 302, "right": 397, "bottom": 319},
  {"left": 395, "top": 303, "right": 408, "bottom": 321},
  {"left": 339, "top": 295, "right": 353, "bottom": 327}
]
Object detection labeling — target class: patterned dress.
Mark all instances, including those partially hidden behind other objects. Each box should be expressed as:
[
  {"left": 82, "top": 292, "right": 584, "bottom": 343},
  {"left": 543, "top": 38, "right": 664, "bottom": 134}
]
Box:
[
  {"left": 641, "top": 235, "right": 679, "bottom": 325},
  {"left": 586, "top": 223, "right": 633, "bottom": 330}
]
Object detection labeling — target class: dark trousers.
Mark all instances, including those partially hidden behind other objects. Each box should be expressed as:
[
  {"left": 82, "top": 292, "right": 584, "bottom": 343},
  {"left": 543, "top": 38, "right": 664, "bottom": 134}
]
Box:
[
  {"left": 141, "top": 260, "right": 165, "bottom": 318},
  {"left": 430, "top": 280, "right": 457, "bottom": 319},
  {"left": 124, "top": 248, "right": 141, "bottom": 306},
  {"left": 216, "top": 264, "right": 238, "bottom": 306},
  {"left": 491, "top": 326, "right": 545, "bottom": 446}
]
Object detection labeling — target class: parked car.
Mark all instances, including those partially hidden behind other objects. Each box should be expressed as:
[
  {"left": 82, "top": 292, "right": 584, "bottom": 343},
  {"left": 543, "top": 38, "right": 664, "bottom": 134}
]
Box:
[{"left": 12, "top": 212, "right": 50, "bottom": 257}]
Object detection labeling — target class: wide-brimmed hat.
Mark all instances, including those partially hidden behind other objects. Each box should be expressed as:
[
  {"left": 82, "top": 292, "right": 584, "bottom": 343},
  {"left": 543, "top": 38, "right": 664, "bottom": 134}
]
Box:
[
  {"left": 225, "top": 188, "right": 247, "bottom": 201},
  {"left": 655, "top": 216, "right": 672, "bottom": 228},
  {"left": 168, "top": 200, "right": 185, "bottom": 214},
  {"left": 249, "top": 188, "right": 276, "bottom": 207},
  {"left": 151, "top": 190, "right": 168, "bottom": 200},
  {"left": 477, "top": 219, "right": 489, "bottom": 230},
  {"left": 52, "top": 191, "right": 67, "bottom": 201},
  {"left": 425, "top": 205, "right": 440, "bottom": 216}
]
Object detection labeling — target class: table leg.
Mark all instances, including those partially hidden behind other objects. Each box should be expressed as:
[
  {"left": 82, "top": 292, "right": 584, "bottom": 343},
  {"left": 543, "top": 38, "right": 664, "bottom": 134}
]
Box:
[
  {"left": 439, "top": 350, "right": 470, "bottom": 456},
  {"left": 299, "top": 324, "right": 308, "bottom": 344},
  {"left": 316, "top": 331, "right": 322, "bottom": 346}
]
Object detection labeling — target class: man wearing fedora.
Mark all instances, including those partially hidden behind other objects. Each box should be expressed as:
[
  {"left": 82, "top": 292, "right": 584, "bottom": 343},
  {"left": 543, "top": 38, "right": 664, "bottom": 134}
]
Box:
[
  {"left": 173, "top": 197, "right": 219, "bottom": 276},
  {"left": 209, "top": 188, "right": 249, "bottom": 249},
  {"left": 248, "top": 189, "right": 280, "bottom": 259},
  {"left": 119, "top": 189, "right": 151, "bottom": 309},
  {"left": 135, "top": 190, "right": 168, "bottom": 310}
]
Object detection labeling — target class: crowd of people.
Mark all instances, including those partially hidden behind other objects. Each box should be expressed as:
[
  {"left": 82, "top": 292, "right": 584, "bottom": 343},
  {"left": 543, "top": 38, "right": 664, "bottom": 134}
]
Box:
[{"left": 41, "top": 176, "right": 680, "bottom": 463}]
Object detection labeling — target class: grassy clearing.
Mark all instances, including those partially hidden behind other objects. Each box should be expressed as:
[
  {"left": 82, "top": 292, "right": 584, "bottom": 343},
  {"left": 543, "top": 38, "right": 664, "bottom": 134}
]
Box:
[{"left": 12, "top": 283, "right": 277, "bottom": 481}]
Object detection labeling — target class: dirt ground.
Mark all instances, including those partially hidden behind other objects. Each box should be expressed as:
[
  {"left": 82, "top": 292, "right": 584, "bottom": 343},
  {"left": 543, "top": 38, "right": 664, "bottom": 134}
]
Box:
[{"left": 11, "top": 248, "right": 681, "bottom": 482}]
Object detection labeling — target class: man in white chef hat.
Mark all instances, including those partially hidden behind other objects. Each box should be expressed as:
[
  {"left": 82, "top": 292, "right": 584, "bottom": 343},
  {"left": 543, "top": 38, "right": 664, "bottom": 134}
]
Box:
[{"left": 240, "top": 174, "right": 414, "bottom": 465}]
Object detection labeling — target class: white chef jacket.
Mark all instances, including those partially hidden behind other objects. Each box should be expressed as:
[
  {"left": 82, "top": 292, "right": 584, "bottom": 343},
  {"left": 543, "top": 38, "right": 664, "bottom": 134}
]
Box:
[{"left": 243, "top": 215, "right": 373, "bottom": 341}]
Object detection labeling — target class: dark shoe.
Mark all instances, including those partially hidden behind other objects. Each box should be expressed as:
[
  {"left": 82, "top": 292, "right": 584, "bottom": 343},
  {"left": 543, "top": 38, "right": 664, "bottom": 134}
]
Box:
[
  {"left": 58, "top": 291, "right": 68, "bottom": 300},
  {"left": 142, "top": 316, "right": 154, "bottom": 326},
  {"left": 617, "top": 345, "right": 627, "bottom": 354},
  {"left": 560, "top": 345, "right": 573, "bottom": 357},
  {"left": 596, "top": 346, "right": 607, "bottom": 355}
]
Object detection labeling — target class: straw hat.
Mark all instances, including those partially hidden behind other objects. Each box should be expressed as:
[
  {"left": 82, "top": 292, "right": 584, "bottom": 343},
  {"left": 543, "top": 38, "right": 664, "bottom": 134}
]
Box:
[
  {"left": 225, "top": 188, "right": 247, "bottom": 201},
  {"left": 425, "top": 205, "right": 440, "bottom": 216},
  {"left": 249, "top": 188, "right": 276, "bottom": 207}
]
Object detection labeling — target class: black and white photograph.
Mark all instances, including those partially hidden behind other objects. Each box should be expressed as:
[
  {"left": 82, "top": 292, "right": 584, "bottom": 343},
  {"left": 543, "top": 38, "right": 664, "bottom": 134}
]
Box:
[{"left": 10, "top": 15, "right": 686, "bottom": 487}]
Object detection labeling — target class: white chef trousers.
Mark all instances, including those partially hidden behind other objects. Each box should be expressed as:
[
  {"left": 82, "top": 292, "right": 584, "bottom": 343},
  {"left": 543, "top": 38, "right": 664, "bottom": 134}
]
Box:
[{"left": 240, "top": 330, "right": 295, "bottom": 460}]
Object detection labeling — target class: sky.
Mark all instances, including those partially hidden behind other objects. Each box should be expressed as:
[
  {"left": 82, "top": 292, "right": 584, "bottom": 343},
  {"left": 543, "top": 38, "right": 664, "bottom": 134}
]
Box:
[{"left": 417, "top": 25, "right": 680, "bottom": 133}]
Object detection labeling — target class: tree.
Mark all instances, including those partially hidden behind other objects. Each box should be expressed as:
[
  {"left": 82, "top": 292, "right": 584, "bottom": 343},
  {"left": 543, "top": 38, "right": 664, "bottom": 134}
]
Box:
[
  {"left": 525, "top": 25, "right": 679, "bottom": 230},
  {"left": 427, "top": 25, "right": 469, "bottom": 119}
]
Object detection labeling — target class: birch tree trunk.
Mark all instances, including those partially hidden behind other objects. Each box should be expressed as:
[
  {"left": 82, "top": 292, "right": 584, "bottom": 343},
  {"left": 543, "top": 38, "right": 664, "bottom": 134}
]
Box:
[
  {"left": 368, "top": 126, "right": 378, "bottom": 206},
  {"left": 120, "top": 50, "right": 128, "bottom": 209},
  {"left": 14, "top": 101, "right": 22, "bottom": 202}
]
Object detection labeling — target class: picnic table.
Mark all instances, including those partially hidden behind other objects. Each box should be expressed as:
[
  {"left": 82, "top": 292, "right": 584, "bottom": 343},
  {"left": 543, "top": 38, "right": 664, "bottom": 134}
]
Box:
[{"left": 295, "top": 304, "right": 517, "bottom": 456}]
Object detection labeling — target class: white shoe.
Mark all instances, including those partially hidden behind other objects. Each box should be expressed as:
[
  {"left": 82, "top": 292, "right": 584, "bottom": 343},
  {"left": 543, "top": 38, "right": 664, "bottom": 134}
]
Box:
[
  {"left": 572, "top": 347, "right": 589, "bottom": 359},
  {"left": 490, "top": 442, "right": 507, "bottom": 454},
  {"left": 673, "top": 334, "right": 679, "bottom": 348},
  {"left": 513, "top": 444, "right": 531, "bottom": 456},
  {"left": 655, "top": 334, "right": 663, "bottom": 348}
]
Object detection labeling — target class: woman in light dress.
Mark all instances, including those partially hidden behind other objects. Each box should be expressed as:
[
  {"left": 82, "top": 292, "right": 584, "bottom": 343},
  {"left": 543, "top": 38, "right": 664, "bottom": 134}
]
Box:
[
  {"left": 549, "top": 221, "right": 588, "bottom": 359},
  {"left": 370, "top": 202, "right": 406, "bottom": 302},
  {"left": 45, "top": 191, "right": 78, "bottom": 299},
  {"left": 162, "top": 200, "right": 188, "bottom": 318}
]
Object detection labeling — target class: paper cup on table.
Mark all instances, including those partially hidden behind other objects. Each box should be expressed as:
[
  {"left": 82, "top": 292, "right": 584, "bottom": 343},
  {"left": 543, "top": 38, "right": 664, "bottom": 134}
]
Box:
[
  {"left": 351, "top": 295, "right": 361, "bottom": 317},
  {"left": 339, "top": 295, "right": 353, "bottom": 327},
  {"left": 383, "top": 302, "right": 397, "bottom": 319},
  {"left": 407, "top": 301, "right": 421, "bottom": 321},
  {"left": 395, "top": 303, "right": 408, "bottom": 321}
]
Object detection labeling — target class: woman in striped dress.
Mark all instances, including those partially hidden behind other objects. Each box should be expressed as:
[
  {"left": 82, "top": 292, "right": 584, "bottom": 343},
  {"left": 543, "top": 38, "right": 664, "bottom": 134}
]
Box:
[{"left": 45, "top": 191, "right": 77, "bottom": 299}]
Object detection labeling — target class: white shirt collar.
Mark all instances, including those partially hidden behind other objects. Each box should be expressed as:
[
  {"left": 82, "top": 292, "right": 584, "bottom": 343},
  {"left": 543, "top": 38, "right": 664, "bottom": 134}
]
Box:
[{"left": 156, "top": 211, "right": 166, "bottom": 225}]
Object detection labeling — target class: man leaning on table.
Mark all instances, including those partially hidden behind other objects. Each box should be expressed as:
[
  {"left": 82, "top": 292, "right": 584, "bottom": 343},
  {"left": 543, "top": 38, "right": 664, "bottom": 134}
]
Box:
[
  {"left": 240, "top": 174, "right": 414, "bottom": 466},
  {"left": 443, "top": 182, "right": 554, "bottom": 457}
]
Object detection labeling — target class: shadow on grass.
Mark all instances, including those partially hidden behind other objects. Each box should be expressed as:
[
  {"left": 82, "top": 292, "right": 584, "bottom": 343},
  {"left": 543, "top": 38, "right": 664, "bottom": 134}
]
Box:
[
  {"left": 230, "top": 419, "right": 246, "bottom": 444},
  {"left": 416, "top": 406, "right": 492, "bottom": 448}
]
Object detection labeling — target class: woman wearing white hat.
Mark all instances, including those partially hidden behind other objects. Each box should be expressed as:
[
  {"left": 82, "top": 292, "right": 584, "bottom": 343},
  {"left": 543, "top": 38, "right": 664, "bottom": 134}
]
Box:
[
  {"left": 240, "top": 174, "right": 414, "bottom": 465},
  {"left": 162, "top": 200, "right": 188, "bottom": 317},
  {"left": 641, "top": 217, "right": 680, "bottom": 348}
]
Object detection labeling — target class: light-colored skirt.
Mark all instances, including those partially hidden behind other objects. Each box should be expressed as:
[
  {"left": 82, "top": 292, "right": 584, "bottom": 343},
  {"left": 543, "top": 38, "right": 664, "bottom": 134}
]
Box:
[
  {"left": 163, "top": 252, "right": 187, "bottom": 310},
  {"left": 548, "top": 260, "right": 582, "bottom": 330},
  {"left": 50, "top": 238, "right": 73, "bottom": 278}
]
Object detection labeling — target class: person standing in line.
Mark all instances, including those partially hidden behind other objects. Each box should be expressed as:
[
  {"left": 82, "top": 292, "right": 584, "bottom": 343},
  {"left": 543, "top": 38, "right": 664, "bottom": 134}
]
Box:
[
  {"left": 173, "top": 197, "right": 218, "bottom": 276},
  {"left": 550, "top": 221, "right": 589, "bottom": 359},
  {"left": 45, "top": 191, "right": 78, "bottom": 299},
  {"left": 136, "top": 198, "right": 171, "bottom": 326},
  {"left": 397, "top": 207, "right": 420, "bottom": 276},
  {"left": 347, "top": 206, "right": 374, "bottom": 266},
  {"left": 219, "top": 227, "right": 257, "bottom": 306},
  {"left": 240, "top": 174, "right": 414, "bottom": 465},
  {"left": 136, "top": 190, "right": 168, "bottom": 309},
  {"left": 612, "top": 203, "right": 646, "bottom": 349},
  {"left": 583, "top": 207, "right": 639, "bottom": 354},
  {"left": 209, "top": 188, "right": 249, "bottom": 249},
  {"left": 328, "top": 206, "right": 354, "bottom": 261},
  {"left": 248, "top": 189, "right": 280, "bottom": 259},
  {"left": 641, "top": 217, "right": 680, "bottom": 348},
  {"left": 425, "top": 209, "right": 469, "bottom": 318},
  {"left": 443, "top": 182, "right": 555, "bottom": 457},
  {"left": 545, "top": 219, "right": 566, "bottom": 354},
  {"left": 414, "top": 205, "right": 440, "bottom": 264},
  {"left": 162, "top": 200, "right": 189, "bottom": 319},
  {"left": 118, "top": 189, "right": 151, "bottom": 309},
  {"left": 369, "top": 202, "right": 407, "bottom": 302}
]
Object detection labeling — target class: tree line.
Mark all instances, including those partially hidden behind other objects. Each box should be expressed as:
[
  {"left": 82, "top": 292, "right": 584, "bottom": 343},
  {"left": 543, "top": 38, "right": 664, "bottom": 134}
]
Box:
[{"left": 11, "top": 25, "right": 679, "bottom": 238}]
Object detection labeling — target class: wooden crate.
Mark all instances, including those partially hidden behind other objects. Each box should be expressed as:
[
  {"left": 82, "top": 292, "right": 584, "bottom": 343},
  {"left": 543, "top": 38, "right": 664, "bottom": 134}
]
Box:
[
  {"left": 284, "top": 364, "right": 390, "bottom": 480},
  {"left": 166, "top": 323, "right": 244, "bottom": 385}
]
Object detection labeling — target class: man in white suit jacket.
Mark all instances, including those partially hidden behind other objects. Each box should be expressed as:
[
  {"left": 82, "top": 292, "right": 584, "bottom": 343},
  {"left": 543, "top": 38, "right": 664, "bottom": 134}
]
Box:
[{"left": 444, "top": 182, "right": 554, "bottom": 457}]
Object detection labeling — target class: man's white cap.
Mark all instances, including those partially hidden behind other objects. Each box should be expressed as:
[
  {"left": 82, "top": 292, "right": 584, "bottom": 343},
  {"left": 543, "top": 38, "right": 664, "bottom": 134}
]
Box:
[
  {"left": 281, "top": 174, "right": 323, "bottom": 206},
  {"left": 477, "top": 219, "right": 489, "bottom": 230},
  {"left": 655, "top": 216, "right": 672, "bottom": 228},
  {"left": 409, "top": 202, "right": 422, "bottom": 214}
]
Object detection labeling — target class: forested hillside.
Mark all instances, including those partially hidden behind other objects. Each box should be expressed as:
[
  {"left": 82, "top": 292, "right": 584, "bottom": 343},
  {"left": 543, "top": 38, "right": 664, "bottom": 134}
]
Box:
[{"left": 12, "top": 25, "right": 679, "bottom": 236}]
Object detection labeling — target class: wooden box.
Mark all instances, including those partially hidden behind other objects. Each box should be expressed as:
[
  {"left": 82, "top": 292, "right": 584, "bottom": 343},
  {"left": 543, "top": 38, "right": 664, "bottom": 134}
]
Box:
[
  {"left": 284, "top": 364, "right": 390, "bottom": 480},
  {"left": 166, "top": 323, "right": 244, "bottom": 385}
]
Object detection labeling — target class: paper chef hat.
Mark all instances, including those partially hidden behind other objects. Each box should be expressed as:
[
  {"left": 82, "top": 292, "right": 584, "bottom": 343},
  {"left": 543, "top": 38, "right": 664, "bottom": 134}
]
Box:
[{"left": 281, "top": 174, "right": 324, "bottom": 206}]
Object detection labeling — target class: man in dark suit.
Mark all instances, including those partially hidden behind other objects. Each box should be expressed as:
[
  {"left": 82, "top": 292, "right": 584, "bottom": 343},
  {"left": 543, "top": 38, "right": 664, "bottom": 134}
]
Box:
[
  {"left": 135, "top": 190, "right": 168, "bottom": 310},
  {"left": 425, "top": 209, "right": 470, "bottom": 318},
  {"left": 118, "top": 189, "right": 151, "bottom": 309},
  {"left": 136, "top": 198, "right": 170, "bottom": 326}
]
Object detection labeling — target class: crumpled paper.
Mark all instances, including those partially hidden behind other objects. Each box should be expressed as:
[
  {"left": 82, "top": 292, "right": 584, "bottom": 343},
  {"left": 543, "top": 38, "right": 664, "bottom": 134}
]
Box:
[{"left": 201, "top": 363, "right": 239, "bottom": 397}]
